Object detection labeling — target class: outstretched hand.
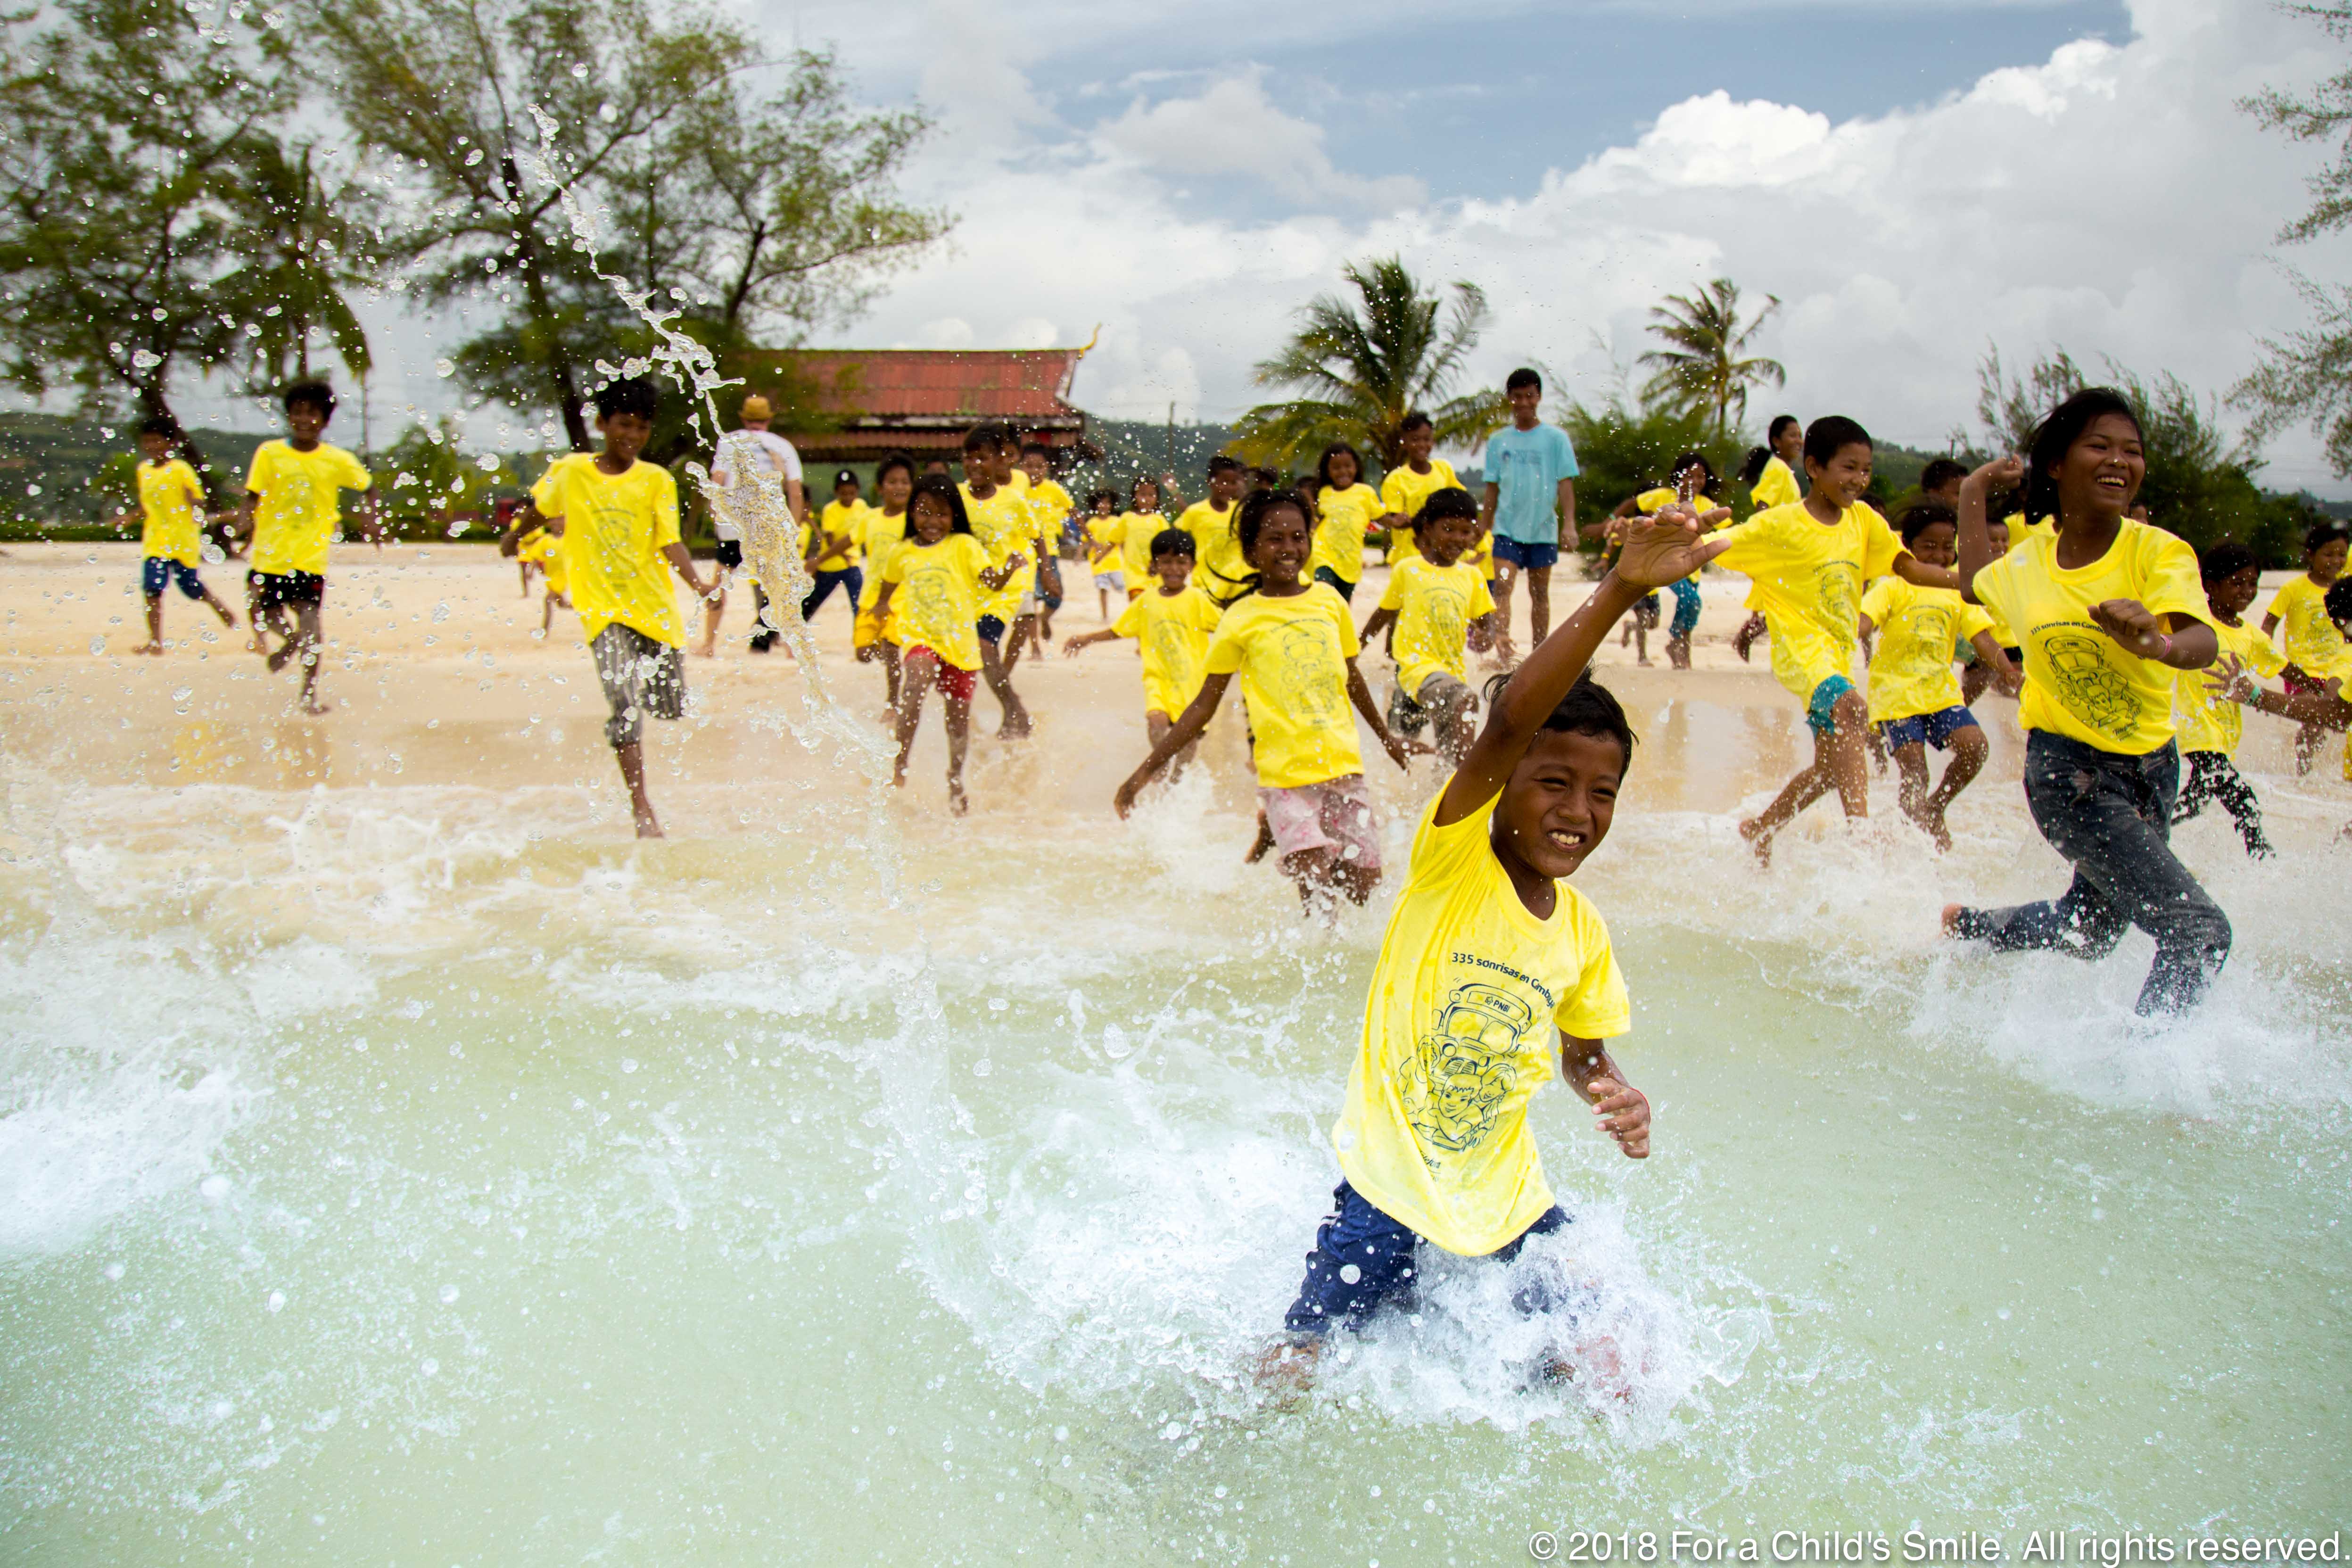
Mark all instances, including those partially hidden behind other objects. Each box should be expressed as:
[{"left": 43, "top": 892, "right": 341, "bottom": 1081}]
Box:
[
  {"left": 1611, "top": 506, "right": 1730, "bottom": 591},
  {"left": 1589, "top": 1078, "right": 1650, "bottom": 1159},
  {"left": 1381, "top": 732, "right": 1433, "bottom": 769},
  {"left": 2204, "top": 651, "right": 2255, "bottom": 704}
]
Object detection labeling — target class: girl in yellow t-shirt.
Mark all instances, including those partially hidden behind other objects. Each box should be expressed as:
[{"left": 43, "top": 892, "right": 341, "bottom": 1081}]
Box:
[
  {"left": 1308, "top": 442, "right": 1385, "bottom": 602},
  {"left": 1080, "top": 487, "right": 1125, "bottom": 619},
  {"left": 1946, "top": 388, "right": 2228, "bottom": 1018},
  {"left": 868, "top": 475, "right": 1024, "bottom": 813},
  {"left": 2258, "top": 520, "right": 2348, "bottom": 774},
  {"left": 1064, "top": 528, "right": 1222, "bottom": 779},
  {"left": 853, "top": 453, "right": 916, "bottom": 716},
  {"left": 1114, "top": 488, "right": 1421, "bottom": 914}
]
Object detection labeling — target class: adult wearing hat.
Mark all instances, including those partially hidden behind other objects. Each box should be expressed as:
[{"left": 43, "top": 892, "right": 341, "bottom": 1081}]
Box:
[{"left": 706, "top": 394, "right": 808, "bottom": 655}]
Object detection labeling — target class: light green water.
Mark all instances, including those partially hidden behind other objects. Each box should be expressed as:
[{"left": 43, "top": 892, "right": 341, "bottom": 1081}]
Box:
[{"left": 3, "top": 646, "right": 2349, "bottom": 1565}]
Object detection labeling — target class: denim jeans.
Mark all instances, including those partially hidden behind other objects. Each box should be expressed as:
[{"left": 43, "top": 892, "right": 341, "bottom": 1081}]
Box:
[{"left": 1954, "top": 730, "right": 2229, "bottom": 1015}]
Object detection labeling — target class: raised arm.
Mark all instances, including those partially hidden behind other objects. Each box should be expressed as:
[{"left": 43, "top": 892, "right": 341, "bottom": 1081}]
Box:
[
  {"left": 1956, "top": 455, "right": 2021, "bottom": 604},
  {"left": 1437, "top": 507, "right": 1727, "bottom": 825}
]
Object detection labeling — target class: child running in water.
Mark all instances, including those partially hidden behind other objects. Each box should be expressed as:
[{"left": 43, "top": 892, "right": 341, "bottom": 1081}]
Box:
[
  {"left": 801, "top": 469, "right": 868, "bottom": 634},
  {"left": 118, "top": 418, "right": 236, "bottom": 652},
  {"left": 1730, "top": 414, "right": 1803, "bottom": 662},
  {"left": 1064, "top": 528, "right": 1222, "bottom": 781},
  {"left": 1179, "top": 455, "right": 1252, "bottom": 604},
  {"left": 1362, "top": 487, "right": 1498, "bottom": 764},
  {"left": 870, "top": 475, "right": 1025, "bottom": 812},
  {"left": 852, "top": 452, "right": 916, "bottom": 717},
  {"left": 1256, "top": 503, "right": 1715, "bottom": 1393},
  {"left": 1714, "top": 417, "right": 1959, "bottom": 862},
  {"left": 1103, "top": 474, "right": 1173, "bottom": 604},
  {"left": 1018, "top": 441, "right": 1074, "bottom": 646},
  {"left": 519, "top": 377, "right": 714, "bottom": 839},
  {"left": 1081, "top": 488, "right": 1124, "bottom": 617},
  {"left": 1856, "top": 503, "right": 2019, "bottom": 850},
  {"left": 1602, "top": 452, "right": 1720, "bottom": 669},
  {"left": 958, "top": 424, "right": 1035, "bottom": 737},
  {"left": 499, "top": 513, "right": 572, "bottom": 637},
  {"left": 1308, "top": 442, "right": 1385, "bottom": 604},
  {"left": 2170, "top": 540, "right": 2283, "bottom": 858},
  {"left": 1383, "top": 412, "right": 1463, "bottom": 566},
  {"left": 2260, "top": 521, "right": 2349, "bottom": 774},
  {"left": 1115, "top": 488, "right": 1421, "bottom": 913},
  {"left": 1943, "top": 388, "right": 2228, "bottom": 1017},
  {"left": 234, "top": 380, "right": 380, "bottom": 714}
]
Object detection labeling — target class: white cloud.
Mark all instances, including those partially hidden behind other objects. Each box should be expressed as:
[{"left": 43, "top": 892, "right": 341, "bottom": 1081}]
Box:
[{"left": 1093, "top": 70, "right": 1426, "bottom": 211}]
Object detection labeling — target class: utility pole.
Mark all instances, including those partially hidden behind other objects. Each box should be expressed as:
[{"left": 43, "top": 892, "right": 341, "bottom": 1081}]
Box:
[{"left": 1164, "top": 401, "right": 1174, "bottom": 472}]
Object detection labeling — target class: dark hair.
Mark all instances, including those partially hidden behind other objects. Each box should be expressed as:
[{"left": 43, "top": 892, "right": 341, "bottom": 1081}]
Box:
[
  {"left": 283, "top": 380, "right": 337, "bottom": 417},
  {"left": 874, "top": 451, "right": 917, "bottom": 486},
  {"left": 908, "top": 473, "right": 974, "bottom": 536},
  {"left": 137, "top": 415, "right": 177, "bottom": 440},
  {"left": 1479, "top": 669, "right": 1636, "bottom": 772},
  {"left": 1021, "top": 440, "right": 1048, "bottom": 457},
  {"left": 2304, "top": 520, "right": 2350, "bottom": 555},
  {"left": 1250, "top": 465, "right": 1280, "bottom": 487},
  {"left": 1129, "top": 474, "right": 1162, "bottom": 509},
  {"left": 1149, "top": 527, "right": 1197, "bottom": 561},
  {"left": 1087, "top": 487, "right": 1119, "bottom": 511},
  {"left": 1413, "top": 486, "right": 1480, "bottom": 532},
  {"left": 2198, "top": 538, "right": 2259, "bottom": 584},
  {"left": 833, "top": 469, "right": 859, "bottom": 489},
  {"left": 1316, "top": 442, "right": 1365, "bottom": 489},
  {"left": 1206, "top": 454, "right": 1245, "bottom": 477},
  {"left": 1919, "top": 457, "right": 1968, "bottom": 493},
  {"left": 1767, "top": 413, "right": 1799, "bottom": 443},
  {"left": 960, "top": 425, "right": 1001, "bottom": 455},
  {"left": 1735, "top": 446, "right": 1773, "bottom": 486},
  {"left": 1802, "top": 415, "right": 1872, "bottom": 468},
  {"left": 1398, "top": 411, "right": 1434, "bottom": 436},
  {"left": 1505, "top": 367, "right": 1542, "bottom": 395},
  {"left": 2327, "top": 576, "right": 2352, "bottom": 626},
  {"left": 593, "top": 376, "right": 656, "bottom": 420},
  {"left": 1897, "top": 500, "right": 1958, "bottom": 546},
  {"left": 1666, "top": 449, "right": 1720, "bottom": 499},
  {"left": 2022, "top": 387, "right": 2143, "bottom": 524},
  {"left": 1226, "top": 487, "right": 1312, "bottom": 601}
]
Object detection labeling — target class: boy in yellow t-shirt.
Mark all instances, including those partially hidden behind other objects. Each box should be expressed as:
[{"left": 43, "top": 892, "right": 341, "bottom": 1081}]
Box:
[
  {"left": 1176, "top": 455, "right": 1251, "bottom": 603},
  {"left": 1064, "top": 527, "right": 1222, "bottom": 779},
  {"left": 2174, "top": 541, "right": 2284, "bottom": 858},
  {"left": 1377, "top": 413, "right": 1461, "bottom": 566},
  {"left": 1079, "top": 487, "right": 1125, "bottom": 618},
  {"left": 2260, "top": 520, "right": 2349, "bottom": 774},
  {"left": 1255, "top": 504, "right": 1720, "bottom": 1394},
  {"left": 1019, "top": 440, "right": 1075, "bottom": 644},
  {"left": 1711, "top": 417, "right": 1958, "bottom": 863},
  {"left": 232, "top": 381, "right": 380, "bottom": 714},
  {"left": 852, "top": 454, "right": 916, "bottom": 715},
  {"left": 116, "top": 417, "right": 236, "bottom": 653},
  {"left": 1857, "top": 506, "right": 2017, "bottom": 851},
  {"left": 1115, "top": 489, "right": 1419, "bottom": 913},
  {"left": 958, "top": 424, "right": 1037, "bottom": 736},
  {"left": 1362, "top": 487, "right": 1497, "bottom": 763},
  {"left": 514, "top": 378, "right": 713, "bottom": 840}
]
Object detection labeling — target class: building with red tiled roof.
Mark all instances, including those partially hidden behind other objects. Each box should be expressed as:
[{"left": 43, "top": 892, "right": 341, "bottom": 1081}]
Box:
[{"left": 731, "top": 343, "right": 1099, "bottom": 464}]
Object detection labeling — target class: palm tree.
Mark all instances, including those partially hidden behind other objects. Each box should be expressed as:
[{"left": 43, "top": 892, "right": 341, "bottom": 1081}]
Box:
[
  {"left": 1229, "top": 256, "right": 1506, "bottom": 470},
  {"left": 1637, "top": 278, "right": 1785, "bottom": 439}
]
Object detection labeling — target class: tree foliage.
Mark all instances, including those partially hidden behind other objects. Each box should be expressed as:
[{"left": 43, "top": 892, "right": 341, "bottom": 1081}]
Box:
[
  {"left": 1558, "top": 392, "right": 1746, "bottom": 555},
  {"left": 1635, "top": 278, "right": 1784, "bottom": 439},
  {"left": 1227, "top": 256, "right": 1506, "bottom": 471},
  {"left": 372, "top": 416, "right": 520, "bottom": 535}
]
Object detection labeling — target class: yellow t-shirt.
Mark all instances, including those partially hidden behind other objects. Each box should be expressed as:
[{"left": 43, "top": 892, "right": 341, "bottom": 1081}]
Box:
[
  {"left": 1333, "top": 787, "right": 1631, "bottom": 1257},
  {"left": 535, "top": 454, "right": 685, "bottom": 646},
  {"left": 1749, "top": 454, "right": 1800, "bottom": 512},
  {"left": 1027, "top": 479, "right": 1073, "bottom": 551},
  {"left": 1970, "top": 520, "right": 2208, "bottom": 756},
  {"left": 1309, "top": 482, "right": 1385, "bottom": 584},
  {"left": 1105, "top": 511, "right": 1168, "bottom": 582},
  {"left": 1713, "top": 502, "right": 1903, "bottom": 701},
  {"left": 2264, "top": 575, "right": 2349, "bottom": 674},
  {"left": 1083, "top": 515, "right": 1124, "bottom": 580},
  {"left": 1112, "top": 584, "right": 1224, "bottom": 719},
  {"left": 137, "top": 458, "right": 206, "bottom": 566},
  {"left": 855, "top": 509, "right": 911, "bottom": 612},
  {"left": 1858, "top": 578, "right": 1993, "bottom": 724},
  {"left": 1379, "top": 460, "right": 1463, "bottom": 565},
  {"left": 1178, "top": 499, "right": 1248, "bottom": 602},
  {"left": 883, "top": 531, "right": 990, "bottom": 673},
  {"left": 516, "top": 524, "right": 569, "bottom": 594},
  {"left": 1381, "top": 555, "right": 1495, "bottom": 700},
  {"left": 245, "top": 439, "right": 372, "bottom": 577},
  {"left": 2003, "top": 513, "right": 2059, "bottom": 553},
  {"left": 2177, "top": 617, "right": 2286, "bottom": 757},
  {"left": 1201, "top": 583, "right": 1363, "bottom": 788},
  {"left": 961, "top": 484, "right": 1036, "bottom": 622},
  {"left": 813, "top": 499, "right": 867, "bottom": 571}
]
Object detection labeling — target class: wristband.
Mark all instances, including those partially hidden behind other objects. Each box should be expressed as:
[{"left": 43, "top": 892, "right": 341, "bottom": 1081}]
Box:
[{"left": 2147, "top": 632, "right": 2174, "bottom": 664}]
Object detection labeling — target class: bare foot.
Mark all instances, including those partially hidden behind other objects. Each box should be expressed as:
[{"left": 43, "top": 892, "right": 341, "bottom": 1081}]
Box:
[
  {"left": 949, "top": 781, "right": 969, "bottom": 816},
  {"left": 1733, "top": 614, "right": 1763, "bottom": 663},
  {"left": 1738, "top": 815, "right": 1774, "bottom": 867},
  {"left": 1636, "top": 656, "right": 1653, "bottom": 668},
  {"left": 1244, "top": 812, "right": 1276, "bottom": 864},
  {"left": 1253, "top": 1338, "right": 1320, "bottom": 1405},
  {"left": 1940, "top": 902, "right": 1966, "bottom": 937},
  {"left": 299, "top": 695, "right": 333, "bottom": 716},
  {"left": 633, "top": 806, "right": 664, "bottom": 838},
  {"left": 692, "top": 640, "right": 716, "bottom": 659},
  {"left": 1920, "top": 805, "right": 1953, "bottom": 854},
  {"left": 132, "top": 641, "right": 163, "bottom": 656}
]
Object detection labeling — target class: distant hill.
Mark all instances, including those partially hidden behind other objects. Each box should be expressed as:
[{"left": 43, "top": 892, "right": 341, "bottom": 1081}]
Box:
[{"left": 0, "top": 413, "right": 273, "bottom": 532}]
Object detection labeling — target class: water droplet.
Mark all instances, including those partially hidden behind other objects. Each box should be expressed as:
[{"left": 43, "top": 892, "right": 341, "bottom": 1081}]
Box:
[
  {"left": 434, "top": 358, "right": 455, "bottom": 378},
  {"left": 972, "top": 1059, "right": 991, "bottom": 1078},
  {"left": 439, "top": 1284, "right": 460, "bottom": 1304},
  {"left": 476, "top": 453, "right": 499, "bottom": 472},
  {"left": 571, "top": 61, "right": 589, "bottom": 77},
  {"left": 104, "top": 1262, "right": 125, "bottom": 1281},
  {"left": 464, "top": 148, "right": 484, "bottom": 166},
  {"left": 620, "top": 1058, "right": 638, "bottom": 1074},
  {"left": 598, "top": 102, "right": 618, "bottom": 123},
  {"left": 421, "top": 1358, "right": 439, "bottom": 1377},
  {"left": 88, "top": 635, "right": 104, "bottom": 654},
  {"left": 266, "top": 1290, "right": 286, "bottom": 1312},
  {"left": 1338, "top": 1263, "right": 1362, "bottom": 1285}
]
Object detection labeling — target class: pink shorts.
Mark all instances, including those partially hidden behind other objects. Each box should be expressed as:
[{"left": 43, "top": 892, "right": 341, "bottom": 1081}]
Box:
[{"left": 1257, "top": 774, "right": 1381, "bottom": 869}]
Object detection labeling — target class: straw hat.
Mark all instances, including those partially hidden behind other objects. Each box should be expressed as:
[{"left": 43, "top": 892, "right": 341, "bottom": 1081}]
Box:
[{"left": 739, "top": 394, "right": 773, "bottom": 422}]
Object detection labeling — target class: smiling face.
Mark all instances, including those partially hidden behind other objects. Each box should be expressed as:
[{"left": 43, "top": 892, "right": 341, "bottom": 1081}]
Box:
[
  {"left": 1401, "top": 424, "right": 1435, "bottom": 466},
  {"left": 960, "top": 447, "right": 992, "bottom": 490},
  {"left": 1772, "top": 422, "right": 1803, "bottom": 463},
  {"left": 877, "top": 466, "right": 912, "bottom": 512},
  {"left": 137, "top": 431, "right": 172, "bottom": 465},
  {"left": 993, "top": 440, "right": 1022, "bottom": 486},
  {"left": 1021, "top": 450, "right": 1049, "bottom": 486},
  {"left": 1152, "top": 550, "right": 1193, "bottom": 593},
  {"left": 2055, "top": 412, "right": 2145, "bottom": 526},
  {"left": 2311, "top": 536, "right": 2349, "bottom": 583},
  {"left": 1208, "top": 467, "right": 1245, "bottom": 505},
  {"left": 1493, "top": 728, "right": 1623, "bottom": 882},
  {"left": 1507, "top": 384, "right": 1542, "bottom": 427},
  {"left": 834, "top": 480, "right": 859, "bottom": 506},
  {"left": 2210, "top": 563, "right": 2262, "bottom": 620},
  {"left": 1133, "top": 479, "right": 1160, "bottom": 512},
  {"left": 597, "top": 411, "right": 652, "bottom": 466},
  {"left": 1906, "top": 520, "right": 1958, "bottom": 569},
  {"left": 1805, "top": 442, "right": 1874, "bottom": 510},
  {"left": 285, "top": 401, "right": 330, "bottom": 446},
  {"left": 1247, "top": 502, "right": 1312, "bottom": 587},
  {"left": 909, "top": 491, "right": 952, "bottom": 545},
  {"left": 1420, "top": 512, "right": 1478, "bottom": 568},
  {"left": 1327, "top": 450, "right": 1359, "bottom": 489},
  {"left": 1985, "top": 519, "right": 2011, "bottom": 555}
]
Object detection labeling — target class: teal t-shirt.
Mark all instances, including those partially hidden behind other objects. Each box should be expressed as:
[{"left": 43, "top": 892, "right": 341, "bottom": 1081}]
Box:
[{"left": 1485, "top": 423, "right": 1580, "bottom": 544}]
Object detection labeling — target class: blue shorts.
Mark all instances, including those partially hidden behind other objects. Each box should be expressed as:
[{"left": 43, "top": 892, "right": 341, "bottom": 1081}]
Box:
[
  {"left": 1312, "top": 565, "right": 1356, "bottom": 602},
  {"left": 1667, "top": 578, "right": 1701, "bottom": 636},
  {"left": 1805, "top": 674, "right": 1858, "bottom": 738},
  {"left": 975, "top": 614, "right": 1007, "bottom": 644},
  {"left": 1490, "top": 535, "right": 1560, "bottom": 572},
  {"left": 1877, "top": 705, "right": 1981, "bottom": 751},
  {"left": 1283, "top": 1180, "right": 1572, "bottom": 1337},
  {"left": 142, "top": 557, "right": 204, "bottom": 599}
]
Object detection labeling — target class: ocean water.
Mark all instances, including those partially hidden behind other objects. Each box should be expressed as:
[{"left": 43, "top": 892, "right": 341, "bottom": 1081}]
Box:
[{"left": 2, "top": 552, "right": 2349, "bottom": 1563}]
